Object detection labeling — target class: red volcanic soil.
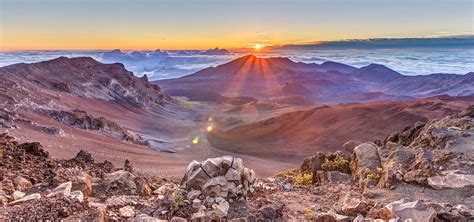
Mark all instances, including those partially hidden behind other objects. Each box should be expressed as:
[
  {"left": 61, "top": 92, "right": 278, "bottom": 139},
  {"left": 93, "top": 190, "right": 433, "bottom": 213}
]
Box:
[{"left": 208, "top": 95, "right": 474, "bottom": 164}]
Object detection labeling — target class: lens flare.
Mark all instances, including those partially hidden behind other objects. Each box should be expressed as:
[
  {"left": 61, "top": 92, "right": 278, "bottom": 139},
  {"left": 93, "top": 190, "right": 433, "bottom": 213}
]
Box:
[
  {"left": 192, "top": 136, "right": 199, "bottom": 144},
  {"left": 206, "top": 126, "right": 213, "bottom": 132}
]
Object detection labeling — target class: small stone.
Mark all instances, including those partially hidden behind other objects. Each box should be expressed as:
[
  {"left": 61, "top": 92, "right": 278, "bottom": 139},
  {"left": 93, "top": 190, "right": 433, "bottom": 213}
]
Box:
[
  {"left": 0, "top": 191, "right": 7, "bottom": 206},
  {"left": 282, "top": 183, "right": 293, "bottom": 191},
  {"left": 170, "top": 217, "right": 187, "bottom": 222},
  {"left": 187, "top": 190, "right": 202, "bottom": 200},
  {"left": 133, "top": 214, "right": 165, "bottom": 222},
  {"left": 13, "top": 176, "right": 32, "bottom": 192},
  {"left": 13, "top": 191, "right": 25, "bottom": 200},
  {"left": 192, "top": 199, "right": 202, "bottom": 209},
  {"left": 70, "top": 190, "right": 84, "bottom": 202},
  {"left": 119, "top": 206, "right": 136, "bottom": 218},
  {"left": 213, "top": 200, "right": 230, "bottom": 217},
  {"left": 47, "top": 181, "right": 72, "bottom": 198},
  {"left": 72, "top": 171, "right": 93, "bottom": 196},
  {"left": 341, "top": 193, "right": 368, "bottom": 216}
]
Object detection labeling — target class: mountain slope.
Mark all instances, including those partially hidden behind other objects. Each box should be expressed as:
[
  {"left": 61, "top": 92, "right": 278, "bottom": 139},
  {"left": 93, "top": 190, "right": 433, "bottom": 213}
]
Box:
[
  {"left": 207, "top": 95, "right": 474, "bottom": 162},
  {"left": 158, "top": 55, "right": 473, "bottom": 104},
  {"left": 351, "top": 63, "right": 404, "bottom": 83},
  {"left": 0, "top": 57, "right": 171, "bottom": 107}
]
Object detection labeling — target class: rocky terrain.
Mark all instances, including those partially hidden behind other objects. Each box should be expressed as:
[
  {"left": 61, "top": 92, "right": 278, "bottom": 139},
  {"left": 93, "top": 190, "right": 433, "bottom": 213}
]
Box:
[{"left": 1, "top": 106, "right": 473, "bottom": 221}]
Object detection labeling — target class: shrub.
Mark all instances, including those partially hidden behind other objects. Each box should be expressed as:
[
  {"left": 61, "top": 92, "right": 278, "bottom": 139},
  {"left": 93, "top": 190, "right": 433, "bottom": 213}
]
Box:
[
  {"left": 305, "top": 208, "right": 315, "bottom": 220},
  {"left": 321, "top": 155, "right": 350, "bottom": 173},
  {"left": 364, "top": 167, "right": 381, "bottom": 180},
  {"left": 274, "top": 168, "right": 298, "bottom": 178},
  {"left": 294, "top": 173, "right": 313, "bottom": 185},
  {"left": 171, "top": 193, "right": 185, "bottom": 213}
]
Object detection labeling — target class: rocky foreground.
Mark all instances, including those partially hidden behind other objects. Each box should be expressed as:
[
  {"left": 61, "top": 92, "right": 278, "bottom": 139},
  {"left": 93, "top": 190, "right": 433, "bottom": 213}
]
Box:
[{"left": 1, "top": 107, "right": 474, "bottom": 221}]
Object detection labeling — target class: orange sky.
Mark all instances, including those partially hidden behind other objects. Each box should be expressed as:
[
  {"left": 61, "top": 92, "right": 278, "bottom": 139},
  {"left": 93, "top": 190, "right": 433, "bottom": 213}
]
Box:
[{"left": 1, "top": 0, "right": 472, "bottom": 51}]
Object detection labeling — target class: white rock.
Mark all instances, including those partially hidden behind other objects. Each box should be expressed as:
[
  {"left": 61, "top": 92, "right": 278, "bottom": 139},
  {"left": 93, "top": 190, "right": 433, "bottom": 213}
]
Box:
[
  {"left": 13, "top": 191, "right": 25, "bottom": 200},
  {"left": 427, "top": 172, "right": 474, "bottom": 189},
  {"left": 47, "top": 181, "right": 72, "bottom": 198},
  {"left": 119, "top": 205, "right": 136, "bottom": 218},
  {"left": 380, "top": 200, "right": 435, "bottom": 222},
  {"left": 9, "top": 193, "right": 41, "bottom": 206},
  {"left": 70, "top": 190, "right": 84, "bottom": 202}
]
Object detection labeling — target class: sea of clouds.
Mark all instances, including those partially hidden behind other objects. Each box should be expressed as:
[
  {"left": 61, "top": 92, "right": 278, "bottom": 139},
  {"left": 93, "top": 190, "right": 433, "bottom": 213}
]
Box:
[{"left": 1, "top": 46, "right": 473, "bottom": 80}]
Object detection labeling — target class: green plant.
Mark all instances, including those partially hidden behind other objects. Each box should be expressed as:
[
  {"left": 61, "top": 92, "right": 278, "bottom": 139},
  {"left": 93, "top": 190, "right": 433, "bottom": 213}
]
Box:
[
  {"left": 294, "top": 173, "right": 313, "bottom": 185},
  {"left": 364, "top": 168, "right": 381, "bottom": 180},
  {"left": 305, "top": 208, "right": 315, "bottom": 220},
  {"left": 274, "top": 168, "right": 298, "bottom": 178},
  {"left": 321, "top": 155, "right": 350, "bottom": 173},
  {"left": 171, "top": 193, "right": 185, "bottom": 213}
]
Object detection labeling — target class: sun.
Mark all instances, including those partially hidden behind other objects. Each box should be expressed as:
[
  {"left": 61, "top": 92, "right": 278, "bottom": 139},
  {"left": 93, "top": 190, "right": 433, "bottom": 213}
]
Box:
[{"left": 254, "top": 44, "right": 262, "bottom": 50}]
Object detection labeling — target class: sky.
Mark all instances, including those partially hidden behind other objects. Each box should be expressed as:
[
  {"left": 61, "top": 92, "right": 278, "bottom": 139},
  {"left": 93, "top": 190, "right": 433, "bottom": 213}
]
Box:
[{"left": 0, "top": 0, "right": 473, "bottom": 51}]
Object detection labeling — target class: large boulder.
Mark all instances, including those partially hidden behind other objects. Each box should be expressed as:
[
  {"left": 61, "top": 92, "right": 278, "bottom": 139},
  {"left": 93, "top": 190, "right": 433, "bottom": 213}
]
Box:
[
  {"left": 378, "top": 200, "right": 436, "bottom": 222},
  {"left": 350, "top": 143, "right": 382, "bottom": 188},
  {"left": 427, "top": 171, "right": 474, "bottom": 189},
  {"left": 377, "top": 142, "right": 415, "bottom": 188},
  {"left": 180, "top": 156, "right": 257, "bottom": 219}
]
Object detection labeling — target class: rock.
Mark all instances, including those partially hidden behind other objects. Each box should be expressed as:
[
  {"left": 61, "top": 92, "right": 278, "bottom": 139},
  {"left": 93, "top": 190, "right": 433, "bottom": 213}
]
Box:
[
  {"left": 455, "top": 204, "right": 473, "bottom": 217},
  {"left": 134, "top": 214, "right": 166, "bottom": 222},
  {"left": 74, "top": 149, "right": 94, "bottom": 164},
  {"left": 182, "top": 167, "right": 210, "bottom": 190},
  {"left": 427, "top": 172, "right": 474, "bottom": 189},
  {"left": 119, "top": 206, "right": 136, "bottom": 218},
  {"left": 104, "top": 170, "right": 137, "bottom": 194},
  {"left": 377, "top": 143, "right": 415, "bottom": 188},
  {"left": 212, "top": 200, "right": 230, "bottom": 217},
  {"left": 314, "top": 211, "right": 351, "bottom": 222},
  {"left": 222, "top": 156, "right": 233, "bottom": 169},
  {"left": 260, "top": 206, "right": 282, "bottom": 220},
  {"left": 350, "top": 143, "right": 382, "bottom": 187},
  {"left": 231, "top": 158, "right": 244, "bottom": 173},
  {"left": 314, "top": 171, "right": 351, "bottom": 185},
  {"left": 170, "top": 217, "right": 187, "bottom": 222},
  {"left": 0, "top": 190, "right": 7, "bottom": 206},
  {"left": 72, "top": 171, "right": 93, "bottom": 196},
  {"left": 70, "top": 190, "right": 84, "bottom": 202},
  {"left": 340, "top": 193, "right": 367, "bottom": 216},
  {"left": 353, "top": 214, "right": 364, "bottom": 222},
  {"left": 47, "top": 181, "right": 72, "bottom": 198},
  {"left": 181, "top": 156, "right": 256, "bottom": 203},
  {"left": 226, "top": 168, "right": 241, "bottom": 182},
  {"left": 105, "top": 195, "right": 139, "bottom": 207},
  {"left": 12, "top": 191, "right": 25, "bottom": 200},
  {"left": 192, "top": 199, "right": 202, "bottom": 209},
  {"left": 153, "top": 183, "right": 176, "bottom": 195},
  {"left": 379, "top": 200, "right": 436, "bottom": 222},
  {"left": 17, "top": 142, "right": 49, "bottom": 157},
  {"left": 187, "top": 190, "right": 202, "bottom": 200},
  {"left": 12, "top": 176, "right": 32, "bottom": 191},
  {"left": 202, "top": 158, "right": 223, "bottom": 177},
  {"left": 9, "top": 193, "right": 41, "bottom": 206},
  {"left": 203, "top": 176, "right": 227, "bottom": 195},
  {"left": 343, "top": 140, "right": 362, "bottom": 153},
  {"left": 282, "top": 183, "right": 293, "bottom": 191}
]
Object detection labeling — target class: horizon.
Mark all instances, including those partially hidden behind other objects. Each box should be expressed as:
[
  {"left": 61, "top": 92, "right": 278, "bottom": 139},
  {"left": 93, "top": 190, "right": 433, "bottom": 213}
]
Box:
[{"left": 1, "top": 0, "right": 473, "bottom": 51}]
